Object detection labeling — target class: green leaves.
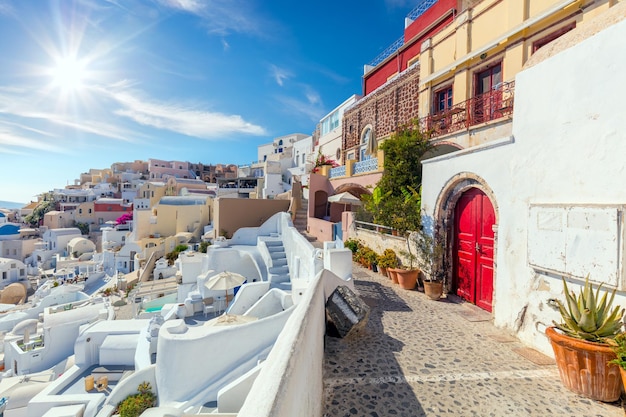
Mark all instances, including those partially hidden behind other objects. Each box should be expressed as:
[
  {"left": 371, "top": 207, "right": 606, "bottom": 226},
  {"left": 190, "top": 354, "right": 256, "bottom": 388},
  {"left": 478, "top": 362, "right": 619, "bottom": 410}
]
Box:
[{"left": 553, "top": 275, "right": 624, "bottom": 342}]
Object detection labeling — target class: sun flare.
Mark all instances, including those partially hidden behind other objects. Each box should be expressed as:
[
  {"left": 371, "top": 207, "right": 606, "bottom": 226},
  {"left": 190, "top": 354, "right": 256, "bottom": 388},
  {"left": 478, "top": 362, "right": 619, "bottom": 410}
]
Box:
[{"left": 50, "top": 57, "right": 86, "bottom": 91}]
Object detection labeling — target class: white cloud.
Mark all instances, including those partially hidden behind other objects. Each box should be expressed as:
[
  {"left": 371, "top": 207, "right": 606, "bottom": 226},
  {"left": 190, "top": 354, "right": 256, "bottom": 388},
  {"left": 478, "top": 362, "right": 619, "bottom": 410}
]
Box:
[
  {"left": 154, "top": 0, "right": 204, "bottom": 14},
  {"left": 0, "top": 128, "right": 64, "bottom": 154},
  {"left": 0, "top": 2, "right": 14, "bottom": 17},
  {"left": 276, "top": 86, "right": 325, "bottom": 123},
  {"left": 269, "top": 64, "right": 292, "bottom": 87},
  {"left": 304, "top": 86, "right": 321, "bottom": 106},
  {"left": 221, "top": 38, "right": 230, "bottom": 51},
  {"left": 109, "top": 88, "right": 266, "bottom": 137},
  {"left": 154, "top": 0, "right": 270, "bottom": 37}
]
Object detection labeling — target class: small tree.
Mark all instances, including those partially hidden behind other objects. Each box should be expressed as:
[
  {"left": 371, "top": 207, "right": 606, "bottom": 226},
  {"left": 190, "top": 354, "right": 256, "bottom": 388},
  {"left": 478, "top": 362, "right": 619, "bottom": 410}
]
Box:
[
  {"left": 24, "top": 192, "right": 55, "bottom": 227},
  {"left": 363, "top": 120, "right": 433, "bottom": 234},
  {"left": 74, "top": 221, "right": 90, "bottom": 235},
  {"left": 198, "top": 241, "right": 210, "bottom": 253},
  {"left": 165, "top": 244, "right": 189, "bottom": 265}
]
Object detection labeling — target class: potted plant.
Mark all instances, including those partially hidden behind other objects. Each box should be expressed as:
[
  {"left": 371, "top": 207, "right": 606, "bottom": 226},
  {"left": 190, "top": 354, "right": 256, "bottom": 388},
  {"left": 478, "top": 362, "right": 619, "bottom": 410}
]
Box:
[
  {"left": 395, "top": 247, "right": 419, "bottom": 290},
  {"left": 412, "top": 229, "right": 448, "bottom": 300},
  {"left": 377, "top": 249, "right": 398, "bottom": 278},
  {"left": 546, "top": 275, "right": 624, "bottom": 402},
  {"left": 608, "top": 333, "right": 626, "bottom": 391},
  {"left": 344, "top": 238, "right": 361, "bottom": 262}
]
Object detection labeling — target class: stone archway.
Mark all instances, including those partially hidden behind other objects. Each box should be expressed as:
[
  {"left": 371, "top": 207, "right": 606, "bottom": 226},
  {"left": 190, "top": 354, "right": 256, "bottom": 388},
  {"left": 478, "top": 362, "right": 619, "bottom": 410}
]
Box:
[
  {"left": 333, "top": 183, "right": 370, "bottom": 198},
  {"left": 432, "top": 173, "right": 499, "bottom": 311}
]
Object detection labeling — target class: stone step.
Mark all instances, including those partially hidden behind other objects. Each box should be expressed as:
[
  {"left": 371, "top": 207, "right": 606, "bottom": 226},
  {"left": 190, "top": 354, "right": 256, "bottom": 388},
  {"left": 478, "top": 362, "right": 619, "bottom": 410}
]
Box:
[
  {"left": 269, "top": 266, "right": 290, "bottom": 275},
  {"left": 270, "top": 274, "right": 290, "bottom": 284},
  {"left": 273, "top": 258, "right": 288, "bottom": 267},
  {"left": 267, "top": 245, "right": 285, "bottom": 253},
  {"left": 270, "top": 251, "right": 286, "bottom": 259},
  {"left": 265, "top": 240, "right": 283, "bottom": 247}
]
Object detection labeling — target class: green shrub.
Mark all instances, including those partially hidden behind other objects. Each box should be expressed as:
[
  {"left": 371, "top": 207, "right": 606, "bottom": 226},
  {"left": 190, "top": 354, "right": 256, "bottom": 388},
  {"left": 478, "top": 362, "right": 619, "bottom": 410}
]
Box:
[
  {"left": 378, "top": 249, "right": 399, "bottom": 268},
  {"left": 344, "top": 238, "right": 361, "bottom": 254},
  {"left": 115, "top": 382, "right": 157, "bottom": 417}
]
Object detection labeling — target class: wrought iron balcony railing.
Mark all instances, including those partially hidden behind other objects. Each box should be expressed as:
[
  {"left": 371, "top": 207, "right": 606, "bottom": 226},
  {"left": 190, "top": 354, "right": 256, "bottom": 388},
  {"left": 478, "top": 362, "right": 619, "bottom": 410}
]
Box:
[
  {"left": 367, "top": 0, "right": 440, "bottom": 68},
  {"left": 421, "top": 80, "right": 515, "bottom": 138},
  {"left": 368, "top": 36, "right": 404, "bottom": 68},
  {"left": 406, "top": 0, "right": 438, "bottom": 20}
]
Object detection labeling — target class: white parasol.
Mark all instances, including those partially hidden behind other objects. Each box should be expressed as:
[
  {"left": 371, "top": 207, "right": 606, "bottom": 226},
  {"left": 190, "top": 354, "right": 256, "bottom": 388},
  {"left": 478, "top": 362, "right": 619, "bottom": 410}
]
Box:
[
  {"left": 204, "top": 271, "right": 246, "bottom": 308},
  {"left": 328, "top": 192, "right": 362, "bottom": 211}
]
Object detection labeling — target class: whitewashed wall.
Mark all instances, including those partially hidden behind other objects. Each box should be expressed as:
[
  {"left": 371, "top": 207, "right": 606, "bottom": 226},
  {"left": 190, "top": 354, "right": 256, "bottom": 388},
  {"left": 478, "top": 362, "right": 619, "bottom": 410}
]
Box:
[{"left": 421, "top": 18, "right": 626, "bottom": 355}]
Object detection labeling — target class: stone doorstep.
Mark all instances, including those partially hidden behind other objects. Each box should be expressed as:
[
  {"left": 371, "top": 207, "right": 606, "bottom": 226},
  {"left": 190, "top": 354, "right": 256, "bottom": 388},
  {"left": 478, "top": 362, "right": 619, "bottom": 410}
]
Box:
[{"left": 512, "top": 347, "right": 556, "bottom": 366}]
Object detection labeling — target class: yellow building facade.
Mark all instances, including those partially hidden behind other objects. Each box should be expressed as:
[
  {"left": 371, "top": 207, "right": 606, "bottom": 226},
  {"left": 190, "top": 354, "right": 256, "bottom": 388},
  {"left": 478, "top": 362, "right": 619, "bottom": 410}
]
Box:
[{"left": 418, "top": 0, "right": 618, "bottom": 149}]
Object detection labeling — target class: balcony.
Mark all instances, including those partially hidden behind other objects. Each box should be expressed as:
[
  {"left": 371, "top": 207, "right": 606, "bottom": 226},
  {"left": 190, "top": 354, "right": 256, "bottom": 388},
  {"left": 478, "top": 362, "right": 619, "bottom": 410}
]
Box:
[
  {"left": 328, "top": 156, "right": 381, "bottom": 179},
  {"left": 421, "top": 80, "right": 515, "bottom": 139}
]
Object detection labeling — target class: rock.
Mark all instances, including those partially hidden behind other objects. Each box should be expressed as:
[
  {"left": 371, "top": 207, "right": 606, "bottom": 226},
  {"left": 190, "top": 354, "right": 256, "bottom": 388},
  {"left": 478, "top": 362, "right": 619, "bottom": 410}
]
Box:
[{"left": 325, "top": 285, "right": 370, "bottom": 338}]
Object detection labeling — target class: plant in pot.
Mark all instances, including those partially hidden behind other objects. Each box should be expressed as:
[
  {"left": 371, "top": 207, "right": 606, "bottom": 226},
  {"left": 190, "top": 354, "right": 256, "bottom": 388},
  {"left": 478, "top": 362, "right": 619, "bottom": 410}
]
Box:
[
  {"left": 608, "top": 332, "right": 626, "bottom": 391},
  {"left": 412, "top": 228, "right": 448, "bottom": 300},
  {"left": 396, "top": 241, "right": 420, "bottom": 290},
  {"left": 344, "top": 238, "right": 361, "bottom": 262},
  {"left": 546, "top": 275, "right": 624, "bottom": 402},
  {"left": 355, "top": 245, "right": 374, "bottom": 269},
  {"left": 364, "top": 248, "right": 379, "bottom": 272},
  {"left": 377, "top": 249, "right": 398, "bottom": 278}
]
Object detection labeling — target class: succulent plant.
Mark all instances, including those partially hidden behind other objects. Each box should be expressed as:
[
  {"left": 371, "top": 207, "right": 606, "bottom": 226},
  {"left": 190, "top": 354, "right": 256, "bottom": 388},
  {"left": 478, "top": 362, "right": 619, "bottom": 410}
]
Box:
[{"left": 551, "top": 275, "right": 624, "bottom": 342}]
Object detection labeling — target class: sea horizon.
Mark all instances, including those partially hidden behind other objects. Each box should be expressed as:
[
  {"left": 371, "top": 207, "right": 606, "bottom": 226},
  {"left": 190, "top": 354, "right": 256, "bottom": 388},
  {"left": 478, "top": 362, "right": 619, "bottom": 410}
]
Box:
[{"left": 0, "top": 200, "right": 25, "bottom": 210}]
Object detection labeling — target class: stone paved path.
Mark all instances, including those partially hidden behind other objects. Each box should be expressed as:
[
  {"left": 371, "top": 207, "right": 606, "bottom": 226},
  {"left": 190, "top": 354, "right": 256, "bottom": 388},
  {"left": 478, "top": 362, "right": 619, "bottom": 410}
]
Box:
[{"left": 323, "top": 265, "right": 625, "bottom": 417}]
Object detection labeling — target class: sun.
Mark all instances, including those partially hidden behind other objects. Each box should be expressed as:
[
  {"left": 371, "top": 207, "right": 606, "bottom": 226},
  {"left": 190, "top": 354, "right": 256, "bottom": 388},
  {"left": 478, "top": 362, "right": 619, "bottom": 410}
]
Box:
[{"left": 50, "top": 56, "right": 86, "bottom": 91}]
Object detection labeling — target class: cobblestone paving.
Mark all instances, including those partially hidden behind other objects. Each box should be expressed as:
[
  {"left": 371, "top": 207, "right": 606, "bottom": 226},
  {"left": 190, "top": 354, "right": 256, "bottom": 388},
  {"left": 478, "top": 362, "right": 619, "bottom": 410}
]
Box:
[{"left": 323, "top": 265, "right": 625, "bottom": 417}]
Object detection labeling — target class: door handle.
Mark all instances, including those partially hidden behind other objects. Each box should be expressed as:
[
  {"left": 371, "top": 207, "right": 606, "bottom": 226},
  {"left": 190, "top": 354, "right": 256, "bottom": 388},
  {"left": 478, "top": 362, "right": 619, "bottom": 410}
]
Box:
[{"left": 475, "top": 242, "right": 481, "bottom": 252}]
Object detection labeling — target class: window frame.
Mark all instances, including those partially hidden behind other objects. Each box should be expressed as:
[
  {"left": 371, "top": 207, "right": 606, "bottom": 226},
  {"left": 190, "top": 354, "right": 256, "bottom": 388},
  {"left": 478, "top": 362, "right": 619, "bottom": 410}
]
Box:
[{"left": 532, "top": 23, "right": 576, "bottom": 54}]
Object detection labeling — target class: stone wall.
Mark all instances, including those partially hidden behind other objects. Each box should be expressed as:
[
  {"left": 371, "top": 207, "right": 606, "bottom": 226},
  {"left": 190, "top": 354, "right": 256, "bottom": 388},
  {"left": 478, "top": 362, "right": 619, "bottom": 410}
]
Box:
[{"left": 341, "top": 65, "right": 420, "bottom": 163}]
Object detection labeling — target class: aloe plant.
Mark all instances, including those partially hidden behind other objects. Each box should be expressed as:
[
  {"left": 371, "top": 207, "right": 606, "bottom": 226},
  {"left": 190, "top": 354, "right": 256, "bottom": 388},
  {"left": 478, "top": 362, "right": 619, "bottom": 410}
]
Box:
[{"left": 552, "top": 275, "right": 624, "bottom": 342}]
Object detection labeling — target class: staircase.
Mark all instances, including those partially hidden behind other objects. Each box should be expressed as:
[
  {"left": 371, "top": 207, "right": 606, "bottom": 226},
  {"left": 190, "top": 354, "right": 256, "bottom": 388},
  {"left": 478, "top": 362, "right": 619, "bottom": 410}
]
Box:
[
  {"left": 293, "top": 204, "right": 308, "bottom": 234},
  {"left": 293, "top": 200, "right": 320, "bottom": 246},
  {"left": 266, "top": 240, "right": 291, "bottom": 290}
]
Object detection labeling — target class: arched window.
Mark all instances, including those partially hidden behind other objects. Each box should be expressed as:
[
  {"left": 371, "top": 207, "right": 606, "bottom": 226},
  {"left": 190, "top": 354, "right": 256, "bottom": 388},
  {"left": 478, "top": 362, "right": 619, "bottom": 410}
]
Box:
[{"left": 360, "top": 126, "right": 374, "bottom": 161}]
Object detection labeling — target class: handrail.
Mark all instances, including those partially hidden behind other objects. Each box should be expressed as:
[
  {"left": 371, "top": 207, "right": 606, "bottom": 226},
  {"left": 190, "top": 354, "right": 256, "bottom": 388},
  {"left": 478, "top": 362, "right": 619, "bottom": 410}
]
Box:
[{"left": 420, "top": 80, "right": 515, "bottom": 138}]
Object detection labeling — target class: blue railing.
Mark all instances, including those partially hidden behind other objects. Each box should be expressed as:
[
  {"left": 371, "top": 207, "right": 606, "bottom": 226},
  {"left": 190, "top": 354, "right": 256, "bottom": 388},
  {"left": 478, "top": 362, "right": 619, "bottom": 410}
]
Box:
[
  {"left": 367, "top": 0, "right": 438, "bottom": 68},
  {"left": 368, "top": 36, "right": 404, "bottom": 67},
  {"left": 353, "top": 158, "right": 378, "bottom": 175},
  {"left": 329, "top": 166, "right": 346, "bottom": 178},
  {"left": 407, "top": 0, "right": 438, "bottom": 21}
]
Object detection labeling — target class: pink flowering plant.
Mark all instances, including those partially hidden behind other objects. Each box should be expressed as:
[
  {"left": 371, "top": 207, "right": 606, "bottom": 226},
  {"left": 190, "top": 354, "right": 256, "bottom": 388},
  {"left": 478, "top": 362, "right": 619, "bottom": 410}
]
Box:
[{"left": 311, "top": 150, "right": 339, "bottom": 173}]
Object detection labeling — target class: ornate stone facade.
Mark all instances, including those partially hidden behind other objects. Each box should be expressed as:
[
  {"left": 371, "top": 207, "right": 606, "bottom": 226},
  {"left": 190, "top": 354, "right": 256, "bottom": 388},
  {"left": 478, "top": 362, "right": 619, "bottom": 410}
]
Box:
[{"left": 341, "top": 64, "right": 420, "bottom": 163}]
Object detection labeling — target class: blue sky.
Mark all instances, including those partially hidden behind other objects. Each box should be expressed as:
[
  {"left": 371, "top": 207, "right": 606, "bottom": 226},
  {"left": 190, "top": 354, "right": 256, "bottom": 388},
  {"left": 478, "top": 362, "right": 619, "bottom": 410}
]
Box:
[{"left": 0, "top": 0, "right": 417, "bottom": 204}]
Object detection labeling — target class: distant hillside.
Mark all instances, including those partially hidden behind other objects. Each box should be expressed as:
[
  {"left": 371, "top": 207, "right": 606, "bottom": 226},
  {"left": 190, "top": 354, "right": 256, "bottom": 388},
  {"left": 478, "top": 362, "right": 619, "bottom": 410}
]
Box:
[{"left": 0, "top": 201, "right": 25, "bottom": 209}]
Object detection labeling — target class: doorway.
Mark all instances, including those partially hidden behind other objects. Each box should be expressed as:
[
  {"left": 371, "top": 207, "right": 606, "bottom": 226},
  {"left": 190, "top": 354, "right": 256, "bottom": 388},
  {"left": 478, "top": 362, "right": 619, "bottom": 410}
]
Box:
[{"left": 453, "top": 188, "right": 495, "bottom": 312}]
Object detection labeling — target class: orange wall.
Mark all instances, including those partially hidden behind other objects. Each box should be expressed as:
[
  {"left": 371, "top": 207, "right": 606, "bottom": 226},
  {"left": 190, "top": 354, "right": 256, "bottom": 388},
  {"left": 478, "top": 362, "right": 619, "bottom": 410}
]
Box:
[{"left": 214, "top": 198, "right": 290, "bottom": 239}]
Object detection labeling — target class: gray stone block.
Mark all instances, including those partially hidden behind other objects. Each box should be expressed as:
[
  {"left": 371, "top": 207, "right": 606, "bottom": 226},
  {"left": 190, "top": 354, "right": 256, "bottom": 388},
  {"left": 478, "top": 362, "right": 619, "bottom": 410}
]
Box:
[{"left": 325, "top": 285, "right": 370, "bottom": 338}]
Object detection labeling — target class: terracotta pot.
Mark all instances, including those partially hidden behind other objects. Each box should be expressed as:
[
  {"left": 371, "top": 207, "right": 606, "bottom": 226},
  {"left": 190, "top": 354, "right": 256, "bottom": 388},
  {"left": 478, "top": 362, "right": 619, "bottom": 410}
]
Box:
[
  {"left": 545, "top": 326, "right": 621, "bottom": 402},
  {"left": 620, "top": 367, "right": 626, "bottom": 392},
  {"left": 423, "top": 280, "right": 443, "bottom": 300},
  {"left": 395, "top": 269, "right": 418, "bottom": 290},
  {"left": 379, "top": 266, "right": 388, "bottom": 277},
  {"left": 387, "top": 268, "right": 399, "bottom": 284}
]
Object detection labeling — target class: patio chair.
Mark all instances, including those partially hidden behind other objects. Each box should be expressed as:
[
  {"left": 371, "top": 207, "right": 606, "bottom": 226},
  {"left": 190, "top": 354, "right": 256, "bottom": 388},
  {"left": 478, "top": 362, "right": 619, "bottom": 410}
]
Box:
[
  {"left": 203, "top": 297, "right": 215, "bottom": 317},
  {"left": 96, "top": 376, "right": 108, "bottom": 392}
]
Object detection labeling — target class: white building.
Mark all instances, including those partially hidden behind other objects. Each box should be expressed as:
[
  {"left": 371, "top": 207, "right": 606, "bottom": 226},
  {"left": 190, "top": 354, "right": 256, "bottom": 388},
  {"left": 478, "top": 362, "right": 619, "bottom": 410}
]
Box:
[
  {"left": 0, "top": 257, "right": 27, "bottom": 287},
  {"left": 314, "top": 94, "right": 360, "bottom": 165},
  {"left": 421, "top": 8, "right": 626, "bottom": 356}
]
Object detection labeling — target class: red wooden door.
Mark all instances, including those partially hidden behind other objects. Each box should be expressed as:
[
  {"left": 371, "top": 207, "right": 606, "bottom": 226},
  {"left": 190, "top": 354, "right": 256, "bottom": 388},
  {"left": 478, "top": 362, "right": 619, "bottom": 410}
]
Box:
[{"left": 454, "top": 188, "right": 495, "bottom": 312}]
